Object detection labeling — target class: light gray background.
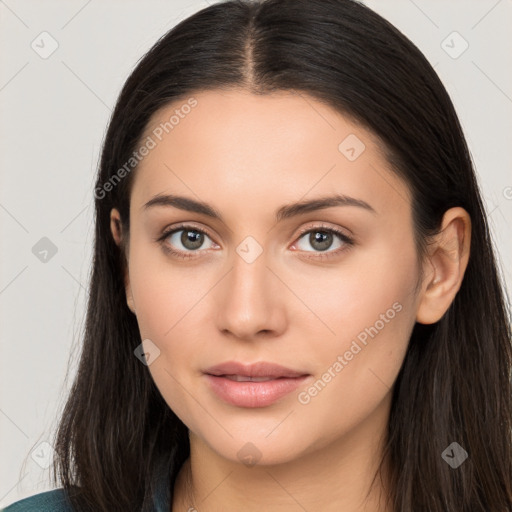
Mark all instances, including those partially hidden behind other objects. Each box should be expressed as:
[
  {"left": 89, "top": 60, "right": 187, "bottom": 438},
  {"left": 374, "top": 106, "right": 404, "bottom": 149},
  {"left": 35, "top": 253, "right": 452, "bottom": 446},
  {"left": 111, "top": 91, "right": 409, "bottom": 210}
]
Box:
[{"left": 1, "top": 0, "right": 511, "bottom": 507}]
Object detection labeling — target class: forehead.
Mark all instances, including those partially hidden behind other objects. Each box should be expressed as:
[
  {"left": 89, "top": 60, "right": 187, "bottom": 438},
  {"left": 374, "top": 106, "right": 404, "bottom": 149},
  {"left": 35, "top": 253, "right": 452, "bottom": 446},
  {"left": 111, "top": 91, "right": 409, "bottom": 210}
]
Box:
[{"left": 130, "top": 89, "right": 411, "bottom": 220}]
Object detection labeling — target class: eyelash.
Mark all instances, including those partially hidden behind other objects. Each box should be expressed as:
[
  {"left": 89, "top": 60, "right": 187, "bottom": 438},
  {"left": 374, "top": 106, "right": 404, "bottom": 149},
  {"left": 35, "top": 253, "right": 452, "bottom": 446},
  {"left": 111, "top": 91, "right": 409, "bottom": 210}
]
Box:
[{"left": 155, "top": 223, "right": 355, "bottom": 261}]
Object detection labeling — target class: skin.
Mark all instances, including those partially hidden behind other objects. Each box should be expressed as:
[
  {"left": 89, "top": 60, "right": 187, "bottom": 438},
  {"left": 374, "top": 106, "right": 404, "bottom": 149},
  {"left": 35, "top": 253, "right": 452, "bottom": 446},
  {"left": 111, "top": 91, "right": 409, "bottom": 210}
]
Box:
[{"left": 110, "top": 89, "right": 471, "bottom": 511}]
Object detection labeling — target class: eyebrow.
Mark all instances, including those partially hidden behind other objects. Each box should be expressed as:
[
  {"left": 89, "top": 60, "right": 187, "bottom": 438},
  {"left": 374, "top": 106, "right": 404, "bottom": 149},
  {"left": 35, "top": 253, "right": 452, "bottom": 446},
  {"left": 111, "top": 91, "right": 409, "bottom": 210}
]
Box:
[{"left": 142, "top": 193, "right": 377, "bottom": 222}]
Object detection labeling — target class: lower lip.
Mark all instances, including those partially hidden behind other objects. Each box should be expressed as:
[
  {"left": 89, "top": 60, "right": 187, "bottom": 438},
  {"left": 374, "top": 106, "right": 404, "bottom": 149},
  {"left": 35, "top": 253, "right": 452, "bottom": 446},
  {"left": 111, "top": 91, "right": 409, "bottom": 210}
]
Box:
[{"left": 204, "top": 374, "right": 309, "bottom": 408}]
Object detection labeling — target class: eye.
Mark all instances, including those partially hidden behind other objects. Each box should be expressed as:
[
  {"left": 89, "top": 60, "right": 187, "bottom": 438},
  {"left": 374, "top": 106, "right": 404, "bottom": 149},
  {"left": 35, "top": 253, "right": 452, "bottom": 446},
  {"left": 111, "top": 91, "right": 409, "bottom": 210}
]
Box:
[
  {"left": 292, "top": 224, "right": 354, "bottom": 259},
  {"left": 156, "top": 222, "right": 355, "bottom": 261},
  {"left": 156, "top": 224, "right": 218, "bottom": 259}
]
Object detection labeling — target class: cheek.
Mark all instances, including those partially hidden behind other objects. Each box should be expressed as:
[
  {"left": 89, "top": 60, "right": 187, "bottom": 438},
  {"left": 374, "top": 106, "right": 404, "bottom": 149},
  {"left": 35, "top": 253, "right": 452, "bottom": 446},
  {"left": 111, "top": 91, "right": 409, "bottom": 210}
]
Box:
[
  {"left": 291, "top": 288, "right": 414, "bottom": 452},
  {"left": 290, "top": 239, "right": 417, "bottom": 412},
  {"left": 128, "top": 240, "right": 205, "bottom": 340},
  {"left": 290, "top": 235, "right": 418, "bottom": 345},
  {"left": 295, "top": 306, "right": 412, "bottom": 448},
  {"left": 128, "top": 249, "right": 204, "bottom": 421}
]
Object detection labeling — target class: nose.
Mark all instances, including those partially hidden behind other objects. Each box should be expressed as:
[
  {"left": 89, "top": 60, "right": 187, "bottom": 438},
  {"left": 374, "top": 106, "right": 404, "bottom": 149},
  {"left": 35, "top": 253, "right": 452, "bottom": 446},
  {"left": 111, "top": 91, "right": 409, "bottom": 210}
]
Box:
[{"left": 215, "top": 246, "right": 287, "bottom": 342}]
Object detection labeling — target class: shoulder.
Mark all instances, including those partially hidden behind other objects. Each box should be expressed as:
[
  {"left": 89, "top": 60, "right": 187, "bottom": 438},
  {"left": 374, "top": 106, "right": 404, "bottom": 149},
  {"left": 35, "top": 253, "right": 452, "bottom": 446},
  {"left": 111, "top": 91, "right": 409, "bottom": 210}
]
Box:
[{"left": 0, "top": 489, "right": 74, "bottom": 512}]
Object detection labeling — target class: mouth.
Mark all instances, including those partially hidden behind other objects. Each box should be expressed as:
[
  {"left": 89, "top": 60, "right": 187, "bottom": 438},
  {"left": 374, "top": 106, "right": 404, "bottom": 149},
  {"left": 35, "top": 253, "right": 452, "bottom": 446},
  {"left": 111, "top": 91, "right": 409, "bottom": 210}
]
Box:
[{"left": 203, "top": 361, "right": 311, "bottom": 408}]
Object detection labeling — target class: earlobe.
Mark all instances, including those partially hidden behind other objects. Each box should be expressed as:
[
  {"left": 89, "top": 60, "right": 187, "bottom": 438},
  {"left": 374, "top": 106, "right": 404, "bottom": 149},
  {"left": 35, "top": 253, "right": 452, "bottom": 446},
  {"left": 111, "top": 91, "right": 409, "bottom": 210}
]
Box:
[
  {"left": 110, "top": 208, "right": 136, "bottom": 315},
  {"left": 415, "top": 207, "right": 471, "bottom": 325},
  {"left": 125, "top": 282, "right": 136, "bottom": 314}
]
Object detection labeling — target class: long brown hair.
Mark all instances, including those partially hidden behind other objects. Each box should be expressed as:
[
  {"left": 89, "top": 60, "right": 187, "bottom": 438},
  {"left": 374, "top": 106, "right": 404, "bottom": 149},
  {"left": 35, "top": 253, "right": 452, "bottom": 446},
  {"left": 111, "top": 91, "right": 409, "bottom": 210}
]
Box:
[{"left": 48, "top": 0, "right": 512, "bottom": 510}]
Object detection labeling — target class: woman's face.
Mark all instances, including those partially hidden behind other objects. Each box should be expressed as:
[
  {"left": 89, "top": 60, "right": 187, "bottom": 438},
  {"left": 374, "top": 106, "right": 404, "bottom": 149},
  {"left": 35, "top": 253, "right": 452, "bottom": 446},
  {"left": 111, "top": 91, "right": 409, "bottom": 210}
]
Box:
[{"left": 113, "top": 89, "right": 426, "bottom": 466}]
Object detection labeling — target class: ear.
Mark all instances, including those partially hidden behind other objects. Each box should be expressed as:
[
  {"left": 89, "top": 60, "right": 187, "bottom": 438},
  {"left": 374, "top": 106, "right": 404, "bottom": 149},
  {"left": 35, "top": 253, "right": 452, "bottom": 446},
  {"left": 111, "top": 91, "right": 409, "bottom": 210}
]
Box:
[
  {"left": 110, "top": 208, "right": 136, "bottom": 314},
  {"left": 416, "top": 207, "right": 471, "bottom": 325}
]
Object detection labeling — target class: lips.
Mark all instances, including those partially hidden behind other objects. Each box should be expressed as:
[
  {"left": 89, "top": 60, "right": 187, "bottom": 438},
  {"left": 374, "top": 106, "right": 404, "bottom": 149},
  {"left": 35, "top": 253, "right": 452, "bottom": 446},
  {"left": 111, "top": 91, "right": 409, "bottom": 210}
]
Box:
[
  {"left": 204, "top": 361, "right": 308, "bottom": 379},
  {"left": 203, "top": 361, "right": 311, "bottom": 408}
]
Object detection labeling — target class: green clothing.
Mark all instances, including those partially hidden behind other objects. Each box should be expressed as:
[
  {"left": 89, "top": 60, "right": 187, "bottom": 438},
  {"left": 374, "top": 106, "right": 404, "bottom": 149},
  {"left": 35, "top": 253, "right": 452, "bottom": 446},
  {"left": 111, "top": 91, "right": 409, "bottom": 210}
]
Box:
[{"left": 1, "top": 459, "right": 173, "bottom": 511}]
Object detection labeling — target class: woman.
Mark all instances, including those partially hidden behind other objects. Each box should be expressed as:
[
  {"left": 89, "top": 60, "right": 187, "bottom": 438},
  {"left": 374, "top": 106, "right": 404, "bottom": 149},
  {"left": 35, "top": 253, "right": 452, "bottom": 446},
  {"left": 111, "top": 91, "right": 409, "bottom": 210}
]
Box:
[{"left": 3, "top": 0, "right": 511, "bottom": 510}]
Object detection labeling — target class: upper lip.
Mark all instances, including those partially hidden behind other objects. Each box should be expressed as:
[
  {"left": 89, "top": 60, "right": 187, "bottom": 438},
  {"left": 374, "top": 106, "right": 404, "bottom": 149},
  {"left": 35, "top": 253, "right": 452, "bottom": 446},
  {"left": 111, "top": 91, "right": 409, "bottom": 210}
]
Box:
[{"left": 204, "top": 361, "right": 309, "bottom": 379}]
